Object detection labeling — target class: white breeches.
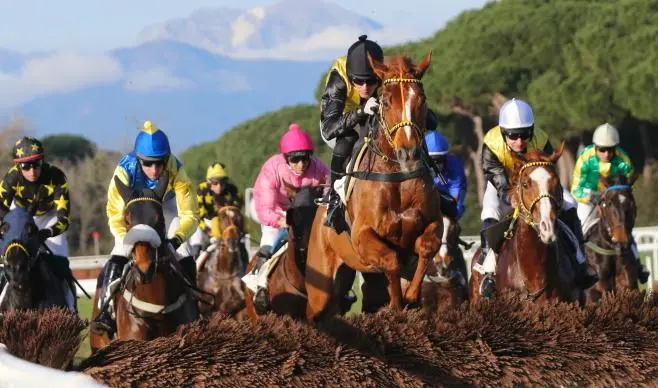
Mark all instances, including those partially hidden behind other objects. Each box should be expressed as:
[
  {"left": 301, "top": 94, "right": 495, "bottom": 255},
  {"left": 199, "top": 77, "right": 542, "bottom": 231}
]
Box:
[
  {"left": 577, "top": 202, "right": 594, "bottom": 226},
  {"left": 259, "top": 225, "right": 285, "bottom": 249}
]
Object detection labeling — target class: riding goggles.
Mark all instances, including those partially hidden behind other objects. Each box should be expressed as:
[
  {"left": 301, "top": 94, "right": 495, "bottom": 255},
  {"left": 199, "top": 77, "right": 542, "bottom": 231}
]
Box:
[{"left": 19, "top": 159, "right": 43, "bottom": 171}]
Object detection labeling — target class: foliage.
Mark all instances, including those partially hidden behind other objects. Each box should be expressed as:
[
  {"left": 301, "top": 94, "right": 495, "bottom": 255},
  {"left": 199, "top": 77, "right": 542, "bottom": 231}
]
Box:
[{"left": 42, "top": 134, "right": 96, "bottom": 164}]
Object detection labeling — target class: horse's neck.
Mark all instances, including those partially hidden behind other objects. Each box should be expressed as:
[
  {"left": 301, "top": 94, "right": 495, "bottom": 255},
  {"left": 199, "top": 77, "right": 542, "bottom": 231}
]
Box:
[{"left": 512, "top": 221, "right": 552, "bottom": 280}]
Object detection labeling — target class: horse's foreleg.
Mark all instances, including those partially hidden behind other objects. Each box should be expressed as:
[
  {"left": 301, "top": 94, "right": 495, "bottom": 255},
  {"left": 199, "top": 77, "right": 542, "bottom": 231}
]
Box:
[
  {"left": 354, "top": 227, "right": 402, "bottom": 309},
  {"left": 405, "top": 221, "right": 441, "bottom": 304}
]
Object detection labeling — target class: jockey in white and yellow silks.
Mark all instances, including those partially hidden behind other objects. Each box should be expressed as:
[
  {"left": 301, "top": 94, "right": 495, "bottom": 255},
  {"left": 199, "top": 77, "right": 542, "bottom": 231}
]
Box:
[
  {"left": 474, "top": 99, "right": 598, "bottom": 299},
  {"left": 571, "top": 122, "right": 649, "bottom": 283},
  {"left": 91, "top": 120, "right": 199, "bottom": 337}
]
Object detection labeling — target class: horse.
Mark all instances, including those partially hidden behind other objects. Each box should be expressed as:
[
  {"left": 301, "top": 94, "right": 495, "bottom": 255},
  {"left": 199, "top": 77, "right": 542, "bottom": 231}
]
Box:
[
  {"left": 584, "top": 174, "right": 640, "bottom": 303},
  {"left": 243, "top": 184, "right": 354, "bottom": 320},
  {"left": 469, "top": 144, "right": 582, "bottom": 304},
  {"left": 0, "top": 206, "right": 72, "bottom": 313},
  {"left": 90, "top": 172, "right": 198, "bottom": 352},
  {"left": 305, "top": 52, "right": 443, "bottom": 320},
  {"left": 421, "top": 215, "right": 470, "bottom": 313},
  {"left": 196, "top": 204, "right": 249, "bottom": 318}
]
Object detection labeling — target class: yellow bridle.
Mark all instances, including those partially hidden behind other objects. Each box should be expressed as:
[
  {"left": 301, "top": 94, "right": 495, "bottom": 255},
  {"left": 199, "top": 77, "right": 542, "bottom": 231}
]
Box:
[{"left": 379, "top": 77, "right": 424, "bottom": 147}]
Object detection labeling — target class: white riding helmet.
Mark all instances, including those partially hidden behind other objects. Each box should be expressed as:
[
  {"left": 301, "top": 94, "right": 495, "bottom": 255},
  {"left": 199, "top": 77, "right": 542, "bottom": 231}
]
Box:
[
  {"left": 592, "top": 123, "right": 619, "bottom": 147},
  {"left": 498, "top": 98, "right": 534, "bottom": 132}
]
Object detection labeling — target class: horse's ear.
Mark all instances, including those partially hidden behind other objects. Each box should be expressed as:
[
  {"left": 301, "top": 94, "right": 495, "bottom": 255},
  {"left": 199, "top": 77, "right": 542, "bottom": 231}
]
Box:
[
  {"left": 114, "top": 176, "right": 133, "bottom": 203},
  {"left": 153, "top": 170, "right": 169, "bottom": 200},
  {"left": 367, "top": 53, "right": 388, "bottom": 81},
  {"left": 549, "top": 141, "right": 566, "bottom": 163},
  {"left": 414, "top": 50, "right": 432, "bottom": 79}
]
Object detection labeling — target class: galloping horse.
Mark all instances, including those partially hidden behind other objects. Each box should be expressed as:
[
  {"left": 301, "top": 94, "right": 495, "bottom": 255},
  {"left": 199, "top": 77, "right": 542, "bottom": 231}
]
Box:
[
  {"left": 90, "top": 172, "right": 198, "bottom": 352},
  {"left": 305, "top": 52, "right": 443, "bottom": 320},
  {"left": 469, "top": 144, "right": 582, "bottom": 304},
  {"left": 584, "top": 174, "right": 640, "bottom": 303},
  {"left": 197, "top": 204, "right": 249, "bottom": 318},
  {"left": 421, "top": 215, "right": 470, "bottom": 312},
  {"left": 0, "top": 206, "right": 71, "bottom": 313}
]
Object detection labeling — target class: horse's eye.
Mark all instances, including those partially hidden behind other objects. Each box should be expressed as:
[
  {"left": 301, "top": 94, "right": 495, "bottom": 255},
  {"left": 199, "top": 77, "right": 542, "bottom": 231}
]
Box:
[
  {"left": 522, "top": 182, "right": 529, "bottom": 189},
  {"left": 601, "top": 202, "right": 607, "bottom": 208}
]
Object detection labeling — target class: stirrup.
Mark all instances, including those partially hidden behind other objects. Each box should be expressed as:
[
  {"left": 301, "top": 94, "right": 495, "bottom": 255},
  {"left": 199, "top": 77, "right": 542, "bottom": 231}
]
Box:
[{"left": 479, "top": 274, "right": 495, "bottom": 300}]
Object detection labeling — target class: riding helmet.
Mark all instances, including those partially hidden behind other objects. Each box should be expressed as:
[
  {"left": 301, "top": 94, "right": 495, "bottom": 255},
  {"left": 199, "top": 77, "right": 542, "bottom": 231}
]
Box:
[
  {"left": 134, "top": 120, "right": 171, "bottom": 161},
  {"left": 12, "top": 136, "right": 45, "bottom": 163},
  {"left": 498, "top": 98, "right": 534, "bottom": 135},
  {"left": 346, "top": 35, "right": 384, "bottom": 80}
]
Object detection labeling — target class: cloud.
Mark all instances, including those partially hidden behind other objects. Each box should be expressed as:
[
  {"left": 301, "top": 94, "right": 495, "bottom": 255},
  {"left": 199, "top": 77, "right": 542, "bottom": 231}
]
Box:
[
  {"left": 124, "top": 67, "right": 192, "bottom": 92},
  {"left": 0, "top": 52, "right": 122, "bottom": 107},
  {"left": 227, "top": 24, "right": 432, "bottom": 61}
]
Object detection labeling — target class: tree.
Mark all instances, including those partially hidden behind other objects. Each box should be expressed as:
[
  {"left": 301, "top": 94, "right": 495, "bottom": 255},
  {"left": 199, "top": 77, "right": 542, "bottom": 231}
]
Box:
[{"left": 41, "top": 134, "right": 96, "bottom": 164}]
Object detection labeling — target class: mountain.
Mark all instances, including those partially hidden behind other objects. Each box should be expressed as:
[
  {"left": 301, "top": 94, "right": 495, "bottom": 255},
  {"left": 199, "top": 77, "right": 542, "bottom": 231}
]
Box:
[
  {"left": 137, "top": 0, "right": 383, "bottom": 60},
  {"left": 11, "top": 40, "right": 328, "bottom": 152}
]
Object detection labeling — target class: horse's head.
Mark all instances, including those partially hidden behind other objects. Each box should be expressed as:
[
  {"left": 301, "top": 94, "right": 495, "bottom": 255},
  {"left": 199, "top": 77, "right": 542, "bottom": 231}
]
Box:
[
  {"left": 597, "top": 174, "right": 636, "bottom": 244},
  {"left": 113, "top": 172, "right": 168, "bottom": 283},
  {"left": 369, "top": 52, "right": 432, "bottom": 170},
  {"left": 214, "top": 202, "right": 245, "bottom": 237},
  {"left": 283, "top": 183, "right": 323, "bottom": 264},
  {"left": 510, "top": 143, "right": 565, "bottom": 244},
  {"left": 0, "top": 206, "right": 40, "bottom": 290}
]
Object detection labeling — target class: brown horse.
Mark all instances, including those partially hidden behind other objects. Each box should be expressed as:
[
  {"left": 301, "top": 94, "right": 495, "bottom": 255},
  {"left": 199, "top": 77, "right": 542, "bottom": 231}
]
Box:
[
  {"left": 421, "top": 215, "right": 470, "bottom": 312},
  {"left": 305, "top": 52, "right": 443, "bottom": 320},
  {"left": 90, "top": 173, "right": 198, "bottom": 352},
  {"left": 197, "top": 205, "right": 249, "bottom": 318},
  {"left": 469, "top": 144, "right": 582, "bottom": 304},
  {"left": 584, "top": 174, "right": 640, "bottom": 303}
]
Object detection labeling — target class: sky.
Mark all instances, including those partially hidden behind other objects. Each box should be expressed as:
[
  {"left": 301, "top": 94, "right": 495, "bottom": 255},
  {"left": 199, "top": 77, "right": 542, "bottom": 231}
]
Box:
[{"left": 0, "top": 0, "right": 490, "bottom": 53}]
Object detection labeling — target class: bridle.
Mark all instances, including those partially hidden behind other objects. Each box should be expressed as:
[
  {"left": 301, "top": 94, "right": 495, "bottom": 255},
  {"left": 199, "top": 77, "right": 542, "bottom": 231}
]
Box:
[
  {"left": 512, "top": 161, "right": 563, "bottom": 233},
  {"left": 378, "top": 76, "right": 424, "bottom": 148}
]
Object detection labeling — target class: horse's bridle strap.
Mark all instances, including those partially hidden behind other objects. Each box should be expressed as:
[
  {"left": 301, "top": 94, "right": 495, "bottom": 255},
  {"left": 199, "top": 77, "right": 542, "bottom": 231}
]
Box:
[
  {"left": 123, "top": 289, "right": 186, "bottom": 314},
  {"left": 126, "top": 197, "right": 162, "bottom": 208}
]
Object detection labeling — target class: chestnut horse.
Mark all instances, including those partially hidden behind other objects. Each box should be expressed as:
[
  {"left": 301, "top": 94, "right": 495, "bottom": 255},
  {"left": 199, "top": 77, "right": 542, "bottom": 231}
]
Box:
[
  {"left": 584, "top": 174, "right": 640, "bottom": 303},
  {"left": 305, "top": 52, "right": 443, "bottom": 320},
  {"left": 197, "top": 205, "right": 249, "bottom": 318},
  {"left": 90, "top": 173, "right": 198, "bottom": 352},
  {"left": 469, "top": 145, "right": 582, "bottom": 304}
]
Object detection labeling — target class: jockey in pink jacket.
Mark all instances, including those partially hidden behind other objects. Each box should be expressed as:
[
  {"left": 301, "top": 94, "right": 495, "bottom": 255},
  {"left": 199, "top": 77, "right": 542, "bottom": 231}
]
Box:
[{"left": 243, "top": 123, "right": 329, "bottom": 304}]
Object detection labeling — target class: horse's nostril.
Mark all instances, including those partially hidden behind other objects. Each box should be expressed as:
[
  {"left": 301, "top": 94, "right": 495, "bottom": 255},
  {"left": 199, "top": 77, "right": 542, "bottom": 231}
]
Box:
[
  {"left": 396, "top": 148, "right": 407, "bottom": 161},
  {"left": 409, "top": 147, "right": 420, "bottom": 160}
]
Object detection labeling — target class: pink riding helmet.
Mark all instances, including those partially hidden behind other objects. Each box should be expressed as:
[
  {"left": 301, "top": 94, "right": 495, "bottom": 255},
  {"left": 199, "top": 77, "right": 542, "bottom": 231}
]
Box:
[{"left": 279, "top": 123, "right": 314, "bottom": 154}]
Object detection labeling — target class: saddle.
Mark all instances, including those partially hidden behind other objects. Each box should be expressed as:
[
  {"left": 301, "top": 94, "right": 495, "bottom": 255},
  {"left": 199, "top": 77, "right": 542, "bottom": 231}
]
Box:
[{"left": 482, "top": 213, "right": 515, "bottom": 254}]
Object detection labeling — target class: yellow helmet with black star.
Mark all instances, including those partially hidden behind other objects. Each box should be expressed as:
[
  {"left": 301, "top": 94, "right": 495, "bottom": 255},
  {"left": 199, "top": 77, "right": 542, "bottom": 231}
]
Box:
[
  {"left": 206, "top": 162, "right": 227, "bottom": 181},
  {"left": 12, "top": 136, "right": 45, "bottom": 163}
]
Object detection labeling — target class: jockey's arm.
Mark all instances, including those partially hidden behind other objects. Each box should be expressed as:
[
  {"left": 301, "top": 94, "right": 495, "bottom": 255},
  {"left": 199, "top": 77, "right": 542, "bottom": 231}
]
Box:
[
  {"left": 482, "top": 144, "right": 510, "bottom": 200},
  {"left": 197, "top": 184, "right": 213, "bottom": 232},
  {"left": 616, "top": 147, "right": 637, "bottom": 184},
  {"left": 320, "top": 71, "right": 363, "bottom": 141},
  {"left": 0, "top": 167, "right": 18, "bottom": 218},
  {"left": 448, "top": 156, "right": 468, "bottom": 219},
  {"left": 171, "top": 168, "right": 200, "bottom": 242},
  {"left": 253, "top": 167, "right": 284, "bottom": 228},
  {"left": 106, "top": 167, "right": 129, "bottom": 239},
  {"left": 48, "top": 169, "right": 70, "bottom": 237},
  {"left": 570, "top": 153, "right": 591, "bottom": 204}
]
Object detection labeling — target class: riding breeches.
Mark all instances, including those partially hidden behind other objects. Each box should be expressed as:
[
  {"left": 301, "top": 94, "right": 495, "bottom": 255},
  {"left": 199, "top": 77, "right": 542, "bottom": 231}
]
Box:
[
  {"left": 576, "top": 202, "right": 594, "bottom": 226},
  {"left": 333, "top": 131, "right": 359, "bottom": 158},
  {"left": 110, "top": 197, "right": 192, "bottom": 258},
  {"left": 259, "top": 225, "right": 285, "bottom": 251},
  {"left": 189, "top": 218, "right": 212, "bottom": 248},
  {"left": 480, "top": 181, "right": 577, "bottom": 222}
]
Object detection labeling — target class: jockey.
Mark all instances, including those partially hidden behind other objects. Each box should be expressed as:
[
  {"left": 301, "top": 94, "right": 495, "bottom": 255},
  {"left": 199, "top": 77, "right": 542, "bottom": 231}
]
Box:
[
  {"left": 189, "top": 162, "right": 242, "bottom": 257},
  {"left": 92, "top": 120, "right": 200, "bottom": 336},
  {"left": 320, "top": 34, "right": 384, "bottom": 231},
  {"left": 242, "top": 123, "right": 329, "bottom": 308},
  {"left": 0, "top": 136, "right": 75, "bottom": 312},
  {"left": 571, "top": 122, "right": 649, "bottom": 283},
  {"left": 424, "top": 128, "right": 467, "bottom": 221},
  {"left": 477, "top": 98, "right": 598, "bottom": 298}
]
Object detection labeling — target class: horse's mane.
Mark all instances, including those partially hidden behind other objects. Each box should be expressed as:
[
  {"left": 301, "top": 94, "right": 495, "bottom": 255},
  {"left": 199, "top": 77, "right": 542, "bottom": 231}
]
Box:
[{"left": 602, "top": 173, "right": 629, "bottom": 187}]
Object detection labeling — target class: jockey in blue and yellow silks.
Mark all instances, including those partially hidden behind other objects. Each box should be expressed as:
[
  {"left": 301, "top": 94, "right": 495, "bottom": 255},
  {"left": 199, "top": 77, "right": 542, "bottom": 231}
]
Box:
[{"left": 91, "top": 120, "right": 199, "bottom": 337}]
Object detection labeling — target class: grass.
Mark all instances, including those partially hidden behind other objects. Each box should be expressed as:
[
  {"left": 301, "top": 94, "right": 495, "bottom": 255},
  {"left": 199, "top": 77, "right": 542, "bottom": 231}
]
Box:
[{"left": 75, "top": 296, "right": 93, "bottom": 362}]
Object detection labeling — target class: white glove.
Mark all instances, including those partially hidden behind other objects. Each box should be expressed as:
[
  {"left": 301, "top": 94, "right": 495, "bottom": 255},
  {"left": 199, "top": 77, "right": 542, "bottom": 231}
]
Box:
[{"left": 363, "top": 97, "right": 379, "bottom": 115}]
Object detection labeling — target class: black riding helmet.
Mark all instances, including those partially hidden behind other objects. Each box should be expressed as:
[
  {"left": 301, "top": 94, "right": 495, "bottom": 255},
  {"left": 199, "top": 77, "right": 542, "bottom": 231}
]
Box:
[{"left": 346, "top": 35, "right": 384, "bottom": 80}]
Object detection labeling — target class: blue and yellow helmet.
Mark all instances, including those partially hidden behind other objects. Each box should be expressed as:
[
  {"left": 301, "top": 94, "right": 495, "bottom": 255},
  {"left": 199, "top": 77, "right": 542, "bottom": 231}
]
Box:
[{"left": 134, "top": 120, "right": 170, "bottom": 160}]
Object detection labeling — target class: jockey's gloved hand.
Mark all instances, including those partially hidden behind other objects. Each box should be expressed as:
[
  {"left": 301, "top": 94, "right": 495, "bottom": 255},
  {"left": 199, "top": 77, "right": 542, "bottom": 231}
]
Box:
[
  {"left": 167, "top": 236, "right": 183, "bottom": 250},
  {"left": 363, "top": 97, "right": 379, "bottom": 115},
  {"left": 38, "top": 228, "right": 52, "bottom": 244}
]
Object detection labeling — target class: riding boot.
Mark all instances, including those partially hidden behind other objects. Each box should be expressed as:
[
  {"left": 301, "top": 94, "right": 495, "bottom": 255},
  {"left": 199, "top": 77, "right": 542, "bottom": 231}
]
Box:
[
  {"left": 179, "top": 256, "right": 197, "bottom": 287},
  {"left": 324, "top": 153, "right": 348, "bottom": 229},
  {"left": 631, "top": 239, "right": 650, "bottom": 284},
  {"left": 561, "top": 208, "right": 599, "bottom": 289},
  {"left": 91, "top": 255, "right": 127, "bottom": 336},
  {"left": 478, "top": 218, "right": 497, "bottom": 299}
]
